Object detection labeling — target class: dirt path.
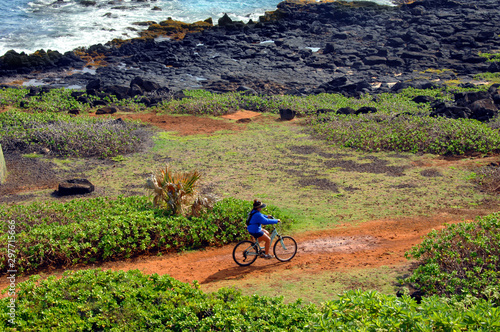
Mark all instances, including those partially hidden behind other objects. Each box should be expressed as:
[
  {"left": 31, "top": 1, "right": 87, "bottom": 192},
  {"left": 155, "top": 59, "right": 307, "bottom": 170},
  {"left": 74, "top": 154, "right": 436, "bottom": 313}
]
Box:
[
  {"left": 94, "top": 215, "right": 458, "bottom": 285},
  {"left": 0, "top": 214, "right": 463, "bottom": 296}
]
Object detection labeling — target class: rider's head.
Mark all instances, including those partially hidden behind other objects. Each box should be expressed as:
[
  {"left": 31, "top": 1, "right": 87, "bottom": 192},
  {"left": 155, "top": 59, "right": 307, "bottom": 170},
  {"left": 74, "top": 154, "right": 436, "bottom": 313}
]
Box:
[{"left": 253, "top": 199, "right": 266, "bottom": 211}]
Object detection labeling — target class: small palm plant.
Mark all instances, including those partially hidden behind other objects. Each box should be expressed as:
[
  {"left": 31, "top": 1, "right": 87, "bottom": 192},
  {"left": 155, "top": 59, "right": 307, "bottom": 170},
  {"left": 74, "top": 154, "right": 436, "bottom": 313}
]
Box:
[
  {"left": 145, "top": 165, "right": 219, "bottom": 216},
  {"left": 145, "top": 165, "right": 201, "bottom": 215}
]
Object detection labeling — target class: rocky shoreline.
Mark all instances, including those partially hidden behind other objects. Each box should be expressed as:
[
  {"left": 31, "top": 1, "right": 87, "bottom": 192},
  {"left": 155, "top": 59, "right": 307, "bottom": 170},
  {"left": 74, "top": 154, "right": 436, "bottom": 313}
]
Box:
[{"left": 0, "top": 0, "right": 499, "bottom": 100}]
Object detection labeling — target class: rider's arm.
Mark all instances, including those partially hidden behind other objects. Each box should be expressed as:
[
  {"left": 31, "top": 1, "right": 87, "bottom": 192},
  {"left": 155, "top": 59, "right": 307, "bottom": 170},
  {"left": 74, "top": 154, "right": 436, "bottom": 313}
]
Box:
[{"left": 254, "top": 213, "right": 279, "bottom": 225}]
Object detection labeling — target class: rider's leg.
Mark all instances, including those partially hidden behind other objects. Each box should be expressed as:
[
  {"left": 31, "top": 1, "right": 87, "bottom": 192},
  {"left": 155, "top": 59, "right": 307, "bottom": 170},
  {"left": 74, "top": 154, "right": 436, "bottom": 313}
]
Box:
[{"left": 258, "top": 230, "right": 271, "bottom": 255}]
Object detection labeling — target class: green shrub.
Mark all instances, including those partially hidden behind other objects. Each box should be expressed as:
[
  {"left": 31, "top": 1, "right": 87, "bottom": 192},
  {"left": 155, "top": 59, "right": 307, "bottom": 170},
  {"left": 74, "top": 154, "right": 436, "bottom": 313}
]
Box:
[
  {"left": 479, "top": 51, "right": 500, "bottom": 62},
  {"left": 22, "top": 88, "right": 86, "bottom": 113},
  {"left": 1, "top": 270, "right": 498, "bottom": 331},
  {"left": 474, "top": 72, "right": 500, "bottom": 84},
  {"left": 0, "top": 110, "right": 149, "bottom": 158},
  {"left": 0, "top": 269, "right": 316, "bottom": 331},
  {"left": 0, "top": 87, "right": 28, "bottom": 106},
  {"left": 404, "top": 213, "right": 500, "bottom": 303},
  {"left": 309, "top": 289, "right": 500, "bottom": 331},
  {"left": 309, "top": 114, "right": 500, "bottom": 155},
  {"left": 0, "top": 196, "right": 293, "bottom": 274}
]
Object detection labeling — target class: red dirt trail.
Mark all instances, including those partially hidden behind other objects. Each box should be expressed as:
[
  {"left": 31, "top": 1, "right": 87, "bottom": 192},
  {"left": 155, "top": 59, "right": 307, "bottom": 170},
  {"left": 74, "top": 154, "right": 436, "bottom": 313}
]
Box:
[{"left": 0, "top": 214, "right": 464, "bottom": 293}]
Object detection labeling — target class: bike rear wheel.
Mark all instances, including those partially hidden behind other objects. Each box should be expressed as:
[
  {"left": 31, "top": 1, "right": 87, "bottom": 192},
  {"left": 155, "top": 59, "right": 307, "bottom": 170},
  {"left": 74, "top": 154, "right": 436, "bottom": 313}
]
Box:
[
  {"left": 233, "top": 240, "right": 259, "bottom": 266},
  {"left": 273, "top": 236, "right": 297, "bottom": 262}
]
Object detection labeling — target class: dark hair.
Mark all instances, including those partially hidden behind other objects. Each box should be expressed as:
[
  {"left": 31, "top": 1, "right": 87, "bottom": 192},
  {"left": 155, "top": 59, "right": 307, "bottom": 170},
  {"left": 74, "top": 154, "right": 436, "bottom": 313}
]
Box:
[{"left": 253, "top": 199, "right": 266, "bottom": 210}]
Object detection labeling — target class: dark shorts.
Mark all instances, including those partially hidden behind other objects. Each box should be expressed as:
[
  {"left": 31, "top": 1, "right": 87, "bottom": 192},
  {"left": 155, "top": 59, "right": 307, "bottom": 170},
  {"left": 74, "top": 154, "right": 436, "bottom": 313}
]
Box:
[{"left": 250, "top": 231, "right": 264, "bottom": 239}]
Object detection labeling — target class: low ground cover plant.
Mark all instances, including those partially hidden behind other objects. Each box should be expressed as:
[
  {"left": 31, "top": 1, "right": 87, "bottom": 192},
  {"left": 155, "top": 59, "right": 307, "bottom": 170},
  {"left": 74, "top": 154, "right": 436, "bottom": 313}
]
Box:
[
  {"left": 0, "top": 87, "right": 146, "bottom": 112},
  {"left": 309, "top": 113, "right": 500, "bottom": 155},
  {"left": 0, "top": 196, "right": 292, "bottom": 274},
  {"left": 404, "top": 213, "right": 500, "bottom": 304},
  {"left": 1, "top": 269, "right": 498, "bottom": 331},
  {"left": 0, "top": 269, "right": 317, "bottom": 331},
  {"left": 155, "top": 88, "right": 444, "bottom": 116},
  {"left": 0, "top": 110, "right": 149, "bottom": 158},
  {"left": 309, "top": 289, "right": 500, "bottom": 331},
  {"left": 470, "top": 164, "right": 500, "bottom": 194}
]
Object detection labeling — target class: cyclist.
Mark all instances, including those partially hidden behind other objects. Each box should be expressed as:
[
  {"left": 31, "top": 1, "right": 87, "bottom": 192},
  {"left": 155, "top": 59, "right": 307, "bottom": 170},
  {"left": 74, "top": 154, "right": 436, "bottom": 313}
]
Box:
[{"left": 246, "top": 200, "right": 280, "bottom": 259}]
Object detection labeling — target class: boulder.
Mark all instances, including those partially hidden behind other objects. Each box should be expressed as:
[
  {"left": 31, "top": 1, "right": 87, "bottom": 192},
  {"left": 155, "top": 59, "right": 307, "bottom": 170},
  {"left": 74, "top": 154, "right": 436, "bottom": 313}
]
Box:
[
  {"left": 130, "top": 76, "right": 161, "bottom": 92},
  {"left": 57, "top": 179, "right": 95, "bottom": 196},
  {"left": 356, "top": 106, "right": 378, "bottom": 114},
  {"left": 468, "top": 99, "right": 498, "bottom": 122},
  {"left": 430, "top": 101, "right": 471, "bottom": 119},
  {"left": 96, "top": 106, "right": 118, "bottom": 115},
  {"left": 337, "top": 107, "right": 356, "bottom": 115},
  {"left": 279, "top": 108, "right": 296, "bottom": 120},
  {"left": 218, "top": 14, "right": 233, "bottom": 27},
  {"left": 86, "top": 79, "right": 101, "bottom": 93},
  {"left": 412, "top": 96, "right": 436, "bottom": 104}
]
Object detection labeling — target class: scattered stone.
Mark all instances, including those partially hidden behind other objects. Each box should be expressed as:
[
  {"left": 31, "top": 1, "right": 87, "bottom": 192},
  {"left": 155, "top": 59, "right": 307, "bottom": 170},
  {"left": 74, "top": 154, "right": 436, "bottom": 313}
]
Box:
[
  {"left": 57, "top": 179, "right": 95, "bottom": 196},
  {"left": 279, "top": 108, "right": 296, "bottom": 121},
  {"left": 337, "top": 107, "right": 356, "bottom": 115},
  {"left": 236, "top": 118, "right": 252, "bottom": 123},
  {"left": 96, "top": 106, "right": 119, "bottom": 114},
  {"left": 356, "top": 106, "right": 378, "bottom": 115}
]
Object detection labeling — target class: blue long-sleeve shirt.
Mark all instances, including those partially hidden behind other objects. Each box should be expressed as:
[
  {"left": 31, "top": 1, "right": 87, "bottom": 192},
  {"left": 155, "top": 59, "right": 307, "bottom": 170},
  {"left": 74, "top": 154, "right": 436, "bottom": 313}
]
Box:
[{"left": 247, "top": 211, "right": 279, "bottom": 234}]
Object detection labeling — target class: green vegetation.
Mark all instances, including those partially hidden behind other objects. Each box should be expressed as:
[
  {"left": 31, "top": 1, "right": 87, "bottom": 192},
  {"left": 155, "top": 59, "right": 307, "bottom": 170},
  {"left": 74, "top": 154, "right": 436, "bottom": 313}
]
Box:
[
  {"left": 474, "top": 72, "right": 500, "bottom": 84},
  {"left": 0, "top": 110, "right": 149, "bottom": 158},
  {"left": 0, "top": 269, "right": 316, "bottom": 331},
  {"left": 0, "top": 87, "right": 147, "bottom": 112},
  {"left": 1, "top": 269, "right": 499, "bottom": 331},
  {"left": 310, "top": 289, "right": 500, "bottom": 331},
  {"left": 309, "top": 114, "right": 500, "bottom": 155},
  {"left": 404, "top": 213, "right": 500, "bottom": 304},
  {"left": 479, "top": 51, "right": 500, "bottom": 62},
  {"left": 0, "top": 196, "right": 292, "bottom": 274},
  {"left": 155, "top": 87, "right": 460, "bottom": 116},
  {"left": 471, "top": 163, "right": 500, "bottom": 193}
]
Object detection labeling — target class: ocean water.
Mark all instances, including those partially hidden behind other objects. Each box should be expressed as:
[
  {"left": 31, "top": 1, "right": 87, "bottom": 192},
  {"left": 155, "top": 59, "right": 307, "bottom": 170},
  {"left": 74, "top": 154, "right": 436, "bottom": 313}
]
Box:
[{"left": 0, "top": 0, "right": 394, "bottom": 56}]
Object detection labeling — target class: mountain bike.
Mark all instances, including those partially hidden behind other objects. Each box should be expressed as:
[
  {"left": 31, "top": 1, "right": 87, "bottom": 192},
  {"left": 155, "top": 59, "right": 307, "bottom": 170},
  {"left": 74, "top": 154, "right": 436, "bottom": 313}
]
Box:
[{"left": 232, "top": 224, "right": 297, "bottom": 266}]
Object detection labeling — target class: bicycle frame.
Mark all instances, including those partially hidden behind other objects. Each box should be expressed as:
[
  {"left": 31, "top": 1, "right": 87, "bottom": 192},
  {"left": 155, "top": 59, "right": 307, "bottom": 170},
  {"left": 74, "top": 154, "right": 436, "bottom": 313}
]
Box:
[{"left": 252, "top": 226, "right": 288, "bottom": 255}]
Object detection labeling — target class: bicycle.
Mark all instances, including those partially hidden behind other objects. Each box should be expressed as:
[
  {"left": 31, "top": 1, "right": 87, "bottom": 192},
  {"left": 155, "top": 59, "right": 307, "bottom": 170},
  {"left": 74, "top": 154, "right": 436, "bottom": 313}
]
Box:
[{"left": 232, "top": 224, "right": 298, "bottom": 266}]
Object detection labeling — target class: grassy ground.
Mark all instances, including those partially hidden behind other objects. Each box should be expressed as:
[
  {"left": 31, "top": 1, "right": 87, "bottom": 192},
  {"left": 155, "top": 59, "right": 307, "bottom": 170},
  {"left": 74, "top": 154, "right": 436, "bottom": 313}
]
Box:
[
  {"left": 35, "top": 113, "right": 494, "bottom": 229},
  {"left": 203, "top": 265, "right": 407, "bottom": 304},
  {"left": 16, "top": 112, "right": 496, "bottom": 230}
]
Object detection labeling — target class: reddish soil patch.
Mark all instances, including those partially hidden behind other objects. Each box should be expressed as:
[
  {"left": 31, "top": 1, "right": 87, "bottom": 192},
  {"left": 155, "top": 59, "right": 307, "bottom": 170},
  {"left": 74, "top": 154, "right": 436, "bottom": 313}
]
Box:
[
  {"left": 88, "top": 111, "right": 249, "bottom": 136},
  {"left": 221, "top": 110, "right": 261, "bottom": 120}
]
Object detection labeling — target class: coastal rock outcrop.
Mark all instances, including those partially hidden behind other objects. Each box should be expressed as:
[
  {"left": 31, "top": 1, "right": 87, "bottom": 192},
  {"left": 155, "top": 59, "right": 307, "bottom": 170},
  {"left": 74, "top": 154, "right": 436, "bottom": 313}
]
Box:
[
  {"left": 1, "top": 0, "right": 499, "bottom": 98},
  {"left": 430, "top": 84, "right": 500, "bottom": 121}
]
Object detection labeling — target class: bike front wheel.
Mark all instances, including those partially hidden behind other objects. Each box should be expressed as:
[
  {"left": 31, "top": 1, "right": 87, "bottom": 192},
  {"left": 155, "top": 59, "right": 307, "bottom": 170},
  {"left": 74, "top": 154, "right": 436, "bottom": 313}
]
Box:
[
  {"left": 273, "top": 236, "right": 297, "bottom": 262},
  {"left": 233, "top": 240, "right": 259, "bottom": 266}
]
